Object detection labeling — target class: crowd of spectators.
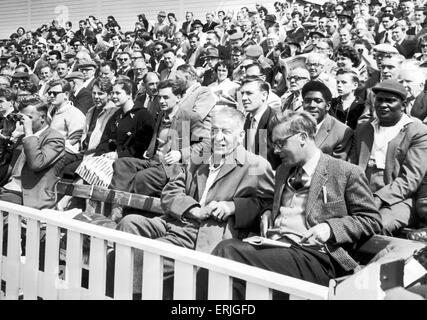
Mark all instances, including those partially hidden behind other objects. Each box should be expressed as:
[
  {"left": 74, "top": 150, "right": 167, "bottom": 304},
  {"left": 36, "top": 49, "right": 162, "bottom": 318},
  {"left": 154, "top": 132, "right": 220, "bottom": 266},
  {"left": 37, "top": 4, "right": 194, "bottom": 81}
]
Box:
[{"left": 1, "top": 0, "right": 427, "bottom": 299}]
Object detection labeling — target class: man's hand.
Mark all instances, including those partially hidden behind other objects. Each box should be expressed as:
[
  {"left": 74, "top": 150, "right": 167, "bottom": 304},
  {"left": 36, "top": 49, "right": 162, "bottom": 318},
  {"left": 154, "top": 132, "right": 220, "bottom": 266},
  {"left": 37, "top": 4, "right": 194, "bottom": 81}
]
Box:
[
  {"left": 260, "top": 210, "right": 273, "bottom": 237},
  {"left": 300, "top": 223, "right": 331, "bottom": 246},
  {"left": 164, "top": 150, "right": 181, "bottom": 164},
  {"left": 207, "top": 201, "right": 235, "bottom": 222},
  {"left": 184, "top": 206, "right": 211, "bottom": 222},
  {"left": 21, "top": 114, "right": 33, "bottom": 136}
]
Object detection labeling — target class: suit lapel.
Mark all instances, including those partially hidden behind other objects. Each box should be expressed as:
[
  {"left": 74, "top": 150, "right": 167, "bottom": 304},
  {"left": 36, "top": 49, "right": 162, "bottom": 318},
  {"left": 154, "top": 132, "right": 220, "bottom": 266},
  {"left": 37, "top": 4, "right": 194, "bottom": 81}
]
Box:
[
  {"left": 384, "top": 126, "right": 407, "bottom": 184},
  {"left": 359, "top": 123, "right": 374, "bottom": 170},
  {"left": 146, "top": 111, "right": 165, "bottom": 158},
  {"left": 272, "top": 164, "right": 291, "bottom": 221},
  {"left": 315, "top": 115, "right": 331, "bottom": 148},
  {"left": 196, "top": 164, "right": 209, "bottom": 201},
  {"left": 306, "top": 154, "right": 328, "bottom": 218},
  {"left": 254, "top": 107, "right": 271, "bottom": 154}
]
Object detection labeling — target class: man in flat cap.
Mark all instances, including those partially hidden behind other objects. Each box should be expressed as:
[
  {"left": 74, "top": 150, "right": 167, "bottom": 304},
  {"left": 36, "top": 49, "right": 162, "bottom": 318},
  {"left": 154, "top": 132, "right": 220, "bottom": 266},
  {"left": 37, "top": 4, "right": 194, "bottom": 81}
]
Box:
[
  {"left": 77, "top": 58, "right": 97, "bottom": 91},
  {"left": 65, "top": 71, "right": 93, "bottom": 114},
  {"left": 153, "top": 11, "right": 170, "bottom": 40},
  {"left": 350, "top": 79, "right": 427, "bottom": 235}
]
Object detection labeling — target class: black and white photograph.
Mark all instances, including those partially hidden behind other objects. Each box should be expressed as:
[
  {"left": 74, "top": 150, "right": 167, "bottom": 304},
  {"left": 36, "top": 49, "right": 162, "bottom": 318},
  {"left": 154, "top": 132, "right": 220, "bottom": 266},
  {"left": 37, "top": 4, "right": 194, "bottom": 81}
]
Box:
[{"left": 0, "top": 0, "right": 426, "bottom": 305}]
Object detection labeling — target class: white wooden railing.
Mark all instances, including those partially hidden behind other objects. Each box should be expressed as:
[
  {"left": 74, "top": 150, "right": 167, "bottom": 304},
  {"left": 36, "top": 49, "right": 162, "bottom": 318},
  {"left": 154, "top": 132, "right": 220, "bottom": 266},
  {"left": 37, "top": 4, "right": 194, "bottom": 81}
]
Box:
[{"left": 0, "top": 201, "right": 329, "bottom": 300}]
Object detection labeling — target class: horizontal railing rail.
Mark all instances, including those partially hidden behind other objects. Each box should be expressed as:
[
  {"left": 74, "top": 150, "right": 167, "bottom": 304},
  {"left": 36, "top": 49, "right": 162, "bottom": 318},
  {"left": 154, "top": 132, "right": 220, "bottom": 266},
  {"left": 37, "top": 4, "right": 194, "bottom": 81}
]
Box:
[{"left": 0, "top": 200, "right": 329, "bottom": 300}]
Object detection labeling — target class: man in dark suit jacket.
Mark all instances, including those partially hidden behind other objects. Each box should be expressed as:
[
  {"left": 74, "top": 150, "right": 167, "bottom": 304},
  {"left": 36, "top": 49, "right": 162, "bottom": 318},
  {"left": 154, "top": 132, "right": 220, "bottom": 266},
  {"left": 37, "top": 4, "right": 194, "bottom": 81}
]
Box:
[
  {"left": 110, "top": 106, "right": 275, "bottom": 296},
  {"left": 392, "top": 24, "right": 417, "bottom": 58},
  {"left": 241, "top": 77, "right": 281, "bottom": 170},
  {"left": 73, "top": 20, "right": 96, "bottom": 43},
  {"left": 181, "top": 11, "right": 195, "bottom": 36},
  {"left": 205, "top": 110, "right": 382, "bottom": 299},
  {"left": 133, "top": 72, "right": 161, "bottom": 119},
  {"left": 202, "top": 13, "right": 218, "bottom": 33},
  {"left": 349, "top": 80, "right": 427, "bottom": 234},
  {"left": 301, "top": 81, "right": 353, "bottom": 160},
  {"left": 0, "top": 98, "right": 65, "bottom": 209},
  {"left": 65, "top": 71, "right": 93, "bottom": 114}
]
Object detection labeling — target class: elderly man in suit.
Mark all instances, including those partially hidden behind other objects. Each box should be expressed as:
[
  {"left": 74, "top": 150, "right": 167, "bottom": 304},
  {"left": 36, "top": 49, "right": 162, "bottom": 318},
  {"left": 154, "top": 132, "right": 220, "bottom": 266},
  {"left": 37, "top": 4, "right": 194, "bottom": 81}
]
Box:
[
  {"left": 108, "top": 106, "right": 275, "bottom": 297},
  {"left": 202, "top": 110, "right": 381, "bottom": 299},
  {"left": 0, "top": 97, "right": 65, "bottom": 209},
  {"left": 350, "top": 79, "right": 427, "bottom": 235},
  {"left": 302, "top": 81, "right": 353, "bottom": 160},
  {"left": 65, "top": 71, "right": 93, "bottom": 114},
  {"left": 133, "top": 72, "right": 161, "bottom": 119}
]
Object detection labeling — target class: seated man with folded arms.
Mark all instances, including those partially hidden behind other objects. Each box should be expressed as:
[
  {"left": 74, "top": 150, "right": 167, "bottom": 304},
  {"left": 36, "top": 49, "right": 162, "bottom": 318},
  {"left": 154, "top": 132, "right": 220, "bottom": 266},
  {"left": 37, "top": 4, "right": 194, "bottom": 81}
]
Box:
[
  {"left": 200, "top": 110, "right": 381, "bottom": 299},
  {"left": 107, "top": 106, "right": 275, "bottom": 297},
  {"left": 349, "top": 79, "right": 427, "bottom": 235},
  {"left": 301, "top": 81, "right": 353, "bottom": 160}
]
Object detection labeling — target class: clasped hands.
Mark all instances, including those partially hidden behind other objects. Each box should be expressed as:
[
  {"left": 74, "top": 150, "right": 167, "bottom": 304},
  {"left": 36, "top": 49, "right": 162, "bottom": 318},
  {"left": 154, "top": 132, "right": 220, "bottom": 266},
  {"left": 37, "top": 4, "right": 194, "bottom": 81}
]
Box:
[
  {"left": 260, "top": 210, "right": 332, "bottom": 246},
  {"left": 185, "top": 201, "right": 235, "bottom": 222}
]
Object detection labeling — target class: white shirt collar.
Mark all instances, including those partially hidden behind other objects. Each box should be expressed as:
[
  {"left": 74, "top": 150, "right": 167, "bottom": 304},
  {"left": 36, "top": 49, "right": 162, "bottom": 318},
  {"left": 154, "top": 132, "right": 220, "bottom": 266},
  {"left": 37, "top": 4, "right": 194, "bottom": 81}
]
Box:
[
  {"left": 302, "top": 147, "right": 321, "bottom": 178},
  {"left": 251, "top": 103, "right": 268, "bottom": 126}
]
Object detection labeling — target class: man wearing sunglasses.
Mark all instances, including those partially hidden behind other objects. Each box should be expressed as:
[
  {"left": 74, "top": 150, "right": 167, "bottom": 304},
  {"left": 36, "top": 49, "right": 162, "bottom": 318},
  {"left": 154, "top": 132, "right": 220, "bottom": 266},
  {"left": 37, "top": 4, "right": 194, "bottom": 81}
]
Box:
[
  {"left": 117, "top": 52, "right": 133, "bottom": 77},
  {"left": 281, "top": 67, "right": 310, "bottom": 112},
  {"left": 77, "top": 58, "right": 97, "bottom": 91}
]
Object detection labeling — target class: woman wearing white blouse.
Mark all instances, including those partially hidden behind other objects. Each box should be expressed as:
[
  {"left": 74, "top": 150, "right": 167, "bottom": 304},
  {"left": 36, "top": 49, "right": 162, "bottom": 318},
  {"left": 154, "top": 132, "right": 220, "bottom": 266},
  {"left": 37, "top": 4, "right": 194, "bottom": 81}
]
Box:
[{"left": 208, "top": 60, "right": 240, "bottom": 101}]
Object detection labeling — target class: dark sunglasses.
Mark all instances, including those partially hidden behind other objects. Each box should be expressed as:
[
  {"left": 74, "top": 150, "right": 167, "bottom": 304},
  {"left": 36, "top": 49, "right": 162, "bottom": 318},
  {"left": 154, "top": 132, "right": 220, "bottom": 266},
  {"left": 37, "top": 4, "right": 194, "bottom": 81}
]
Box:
[{"left": 47, "top": 91, "right": 63, "bottom": 97}]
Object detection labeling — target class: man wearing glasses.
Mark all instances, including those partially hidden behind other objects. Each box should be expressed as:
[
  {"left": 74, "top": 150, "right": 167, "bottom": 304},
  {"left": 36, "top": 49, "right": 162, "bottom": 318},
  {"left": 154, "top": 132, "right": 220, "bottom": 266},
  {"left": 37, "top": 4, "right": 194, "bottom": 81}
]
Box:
[
  {"left": 116, "top": 52, "right": 133, "bottom": 77},
  {"left": 281, "top": 67, "right": 310, "bottom": 112},
  {"left": 203, "top": 109, "right": 381, "bottom": 299},
  {"left": 305, "top": 52, "right": 337, "bottom": 98},
  {"left": 77, "top": 58, "right": 97, "bottom": 91}
]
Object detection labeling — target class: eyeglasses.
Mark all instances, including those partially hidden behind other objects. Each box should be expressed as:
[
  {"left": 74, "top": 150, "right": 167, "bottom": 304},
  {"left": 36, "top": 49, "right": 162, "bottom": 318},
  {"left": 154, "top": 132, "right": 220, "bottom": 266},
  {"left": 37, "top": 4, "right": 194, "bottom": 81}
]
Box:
[
  {"left": 306, "top": 62, "right": 323, "bottom": 68},
  {"left": 272, "top": 132, "right": 301, "bottom": 149},
  {"left": 118, "top": 58, "right": 129, "bottom": 61},
  {"left": 420, "top": 44, "right": 427, "bottom": 48},
  {"left": 47, "top": 91, "right": 63, "bottom": 97},
  {"left": 287, "top": 75, "right": 308, "bottom": 82}
]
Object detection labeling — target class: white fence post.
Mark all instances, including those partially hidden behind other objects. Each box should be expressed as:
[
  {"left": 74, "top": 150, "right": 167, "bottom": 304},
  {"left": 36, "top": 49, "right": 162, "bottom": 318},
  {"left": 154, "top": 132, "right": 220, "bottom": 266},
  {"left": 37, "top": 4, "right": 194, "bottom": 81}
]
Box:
[
  {"left": 23, "top": 218, "right": 40, "bottom": 300},
  {"left": 4, "top": 213, "right": 21, "bottom": 300}
]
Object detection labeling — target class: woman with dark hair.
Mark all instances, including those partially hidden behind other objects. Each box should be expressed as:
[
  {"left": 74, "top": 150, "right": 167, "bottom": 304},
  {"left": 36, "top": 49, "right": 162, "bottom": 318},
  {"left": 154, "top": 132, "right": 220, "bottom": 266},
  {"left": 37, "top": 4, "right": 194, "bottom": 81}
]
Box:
[
  {"left": 137, "top": 13, "right": 153, "bottom": 34},
  {"left": 105, "top": 15, "right": 120, "bottom": 32},
  {"left": 167, "top": 13, "right": 178, "bottom": 40},
  {"left": 335, "top": 45, "right": 367, "bottom": 82},
  {"left": 208, "top": 60, "right": 239, "bottom": 99},
  {"left": 16, "top": 27, "right": 26, "bottom": 43}
]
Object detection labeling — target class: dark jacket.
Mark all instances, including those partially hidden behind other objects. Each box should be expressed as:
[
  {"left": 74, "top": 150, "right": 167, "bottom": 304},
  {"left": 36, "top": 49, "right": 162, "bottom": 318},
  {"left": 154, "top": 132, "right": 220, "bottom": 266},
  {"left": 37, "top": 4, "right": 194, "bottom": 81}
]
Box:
[{"left": 95, "top": 105, "right": 155, "bottom": 159}]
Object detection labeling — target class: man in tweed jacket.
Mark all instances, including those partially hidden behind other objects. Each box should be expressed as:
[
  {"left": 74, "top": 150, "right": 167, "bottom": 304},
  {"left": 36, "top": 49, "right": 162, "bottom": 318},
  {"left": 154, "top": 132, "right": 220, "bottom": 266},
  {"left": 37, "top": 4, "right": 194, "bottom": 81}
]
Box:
[{"left": 209, "top": 110, "right": 382, "bottom": 298}]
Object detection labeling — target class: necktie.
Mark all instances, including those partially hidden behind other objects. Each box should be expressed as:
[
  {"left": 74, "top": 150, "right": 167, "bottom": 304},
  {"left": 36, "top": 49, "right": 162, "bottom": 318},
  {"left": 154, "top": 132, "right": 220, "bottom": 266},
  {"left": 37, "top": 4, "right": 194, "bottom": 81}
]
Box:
[
  {"left": 248, "top": 115, "right": 257, "bottom": 153},
  {"left": 289, "top": 167, "right": 306, "bottom": 190}
]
